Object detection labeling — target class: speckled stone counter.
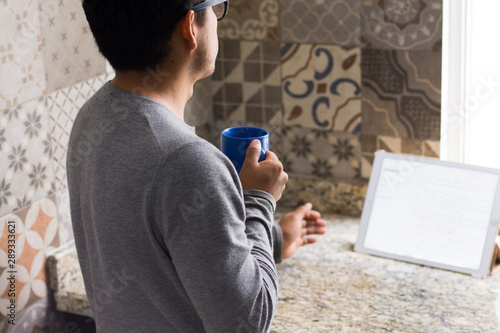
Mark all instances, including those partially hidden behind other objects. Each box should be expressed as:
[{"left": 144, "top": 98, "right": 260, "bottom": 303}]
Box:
[
  {"left": 47, "top": 241, "right": 92, "bottom": 318},
  {"left": 47, "top": 216, "right": 500, "bottom": 332}
]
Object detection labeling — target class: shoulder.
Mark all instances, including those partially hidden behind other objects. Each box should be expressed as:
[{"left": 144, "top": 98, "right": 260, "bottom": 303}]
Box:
[{"left": 166, "top": 140, "right": 238, "bottom": 179}]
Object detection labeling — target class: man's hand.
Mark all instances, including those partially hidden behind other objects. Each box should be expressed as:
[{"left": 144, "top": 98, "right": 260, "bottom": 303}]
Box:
[
  {"left": 279, "top": 203, "right": 326, "bottom": 259},
  {"left": 239, "top": 140, "right": 288, "bottom": 201}
]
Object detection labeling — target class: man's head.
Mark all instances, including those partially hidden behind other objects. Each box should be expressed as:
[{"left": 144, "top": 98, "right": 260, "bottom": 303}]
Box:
[{"left": 82, "top": 0, "right": 209, "bottom": 72}]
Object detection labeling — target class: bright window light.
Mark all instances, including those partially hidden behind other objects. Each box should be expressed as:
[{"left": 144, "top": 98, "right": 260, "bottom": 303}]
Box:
[{"left": 442, "top": 0, "right": 500, "bottom": 169}]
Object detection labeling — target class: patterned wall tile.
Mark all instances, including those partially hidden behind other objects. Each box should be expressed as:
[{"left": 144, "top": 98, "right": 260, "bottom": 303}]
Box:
[
  {"left": 55, "top": 188, "right": 72, "bottom": 245},
  {"left": 360, "top": 134, "right": 440, "bottom": 178},
  {"left": 361, "top": 0, "right": 443, "bottom": 50},
  {"left": 47, "top": 73, "right": 114, "bottom": 191},
  {"left": 0, "top": 196, "right": 59, "bottom": 317},
  {"left": 0, "top": 98, "right": 55, "bottom": 218},
  {"left": 0, "top": 297, "right": 50, "bottom": 332},
  {"left": 279, "top": 176, "right": 368, "bottom": 217},
  {"left": 0, "top": 0, "right": 46, "bottom": 110},
  {"left": 282, "top": 126, "right": 361, "bottom": 181},
  {"left": 281, "top": 43, "right": 362, "bottom": 132},
  {"left": 218, "top": 0, "right": 279, "bottom": 41},
  {"left": 280, "top": 0, "right": 361, "bottom": 46},
  {"left": 40, "top": 0, "right": 107, "bottom": 93},
  {"left": 361, "top": 48, "right": 441, "bottom": 141},
  {"left": 213, "top": 40, "right": 282, "bottom": 124}
]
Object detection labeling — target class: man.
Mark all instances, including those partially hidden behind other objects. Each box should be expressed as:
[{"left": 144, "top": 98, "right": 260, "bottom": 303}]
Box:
[{"left": 68, "top": 0, "right": 325, "bottom": 332}]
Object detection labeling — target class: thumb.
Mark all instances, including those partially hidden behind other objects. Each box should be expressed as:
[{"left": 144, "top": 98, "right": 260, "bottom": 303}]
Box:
[{"left": 244, "top": 140, "right": 262, "bottom": 164}]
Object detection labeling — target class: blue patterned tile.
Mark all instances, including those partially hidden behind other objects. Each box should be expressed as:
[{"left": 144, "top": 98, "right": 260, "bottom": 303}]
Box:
[{"left": 281, "top": 43, "right": 362, "bottom": 132}]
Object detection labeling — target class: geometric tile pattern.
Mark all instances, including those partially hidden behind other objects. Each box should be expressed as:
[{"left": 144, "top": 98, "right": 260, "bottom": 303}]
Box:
[
  {"left": 281, "top": 43, "right": 362, "bottom": 132},
  {"left": 47, "top": 73, "right": 114, "bottom": 191},
  {"left": 213, "top": 40, "right": 282, "bottom": 124},
  {"left": 1, "top": 297, "right": 51, "bottom": 332},
  {"left": 0, "top": 196, "right": 60, "bottom": 318},
  {"left": 0, "top": 98, "right": 55, "bottom": 218},
  {"left": 0, "top": 0, "right": 46, "bottom": 110},
  {"left": 361, "top": 0, "right": 443, "bottom": 50},
  {"left": 282, "top": 126, "right": 361, "bottom": 181},
  {"left": 218, "top": 0, "right": 280, "bottom": 41},
  {"left": 40, "top": 0, "right": 107, "bottom": 93},
  {"left": 360, "top": 134, "right": 440, "bottom": 179},
  {"left": 361, "top": 48, "right": 441, "bottom": 140},
  {"left": 0, "top": 297, "right": 51, "bottom": 332},
  {"left": 280, "top": 0, "right": 361, "bottom": 46},
  {"left": 279, "top": 177, "right": 368, "bottom": 217},
  {"left": 55, "top": 188, "right": 73, "bottom": 245}
]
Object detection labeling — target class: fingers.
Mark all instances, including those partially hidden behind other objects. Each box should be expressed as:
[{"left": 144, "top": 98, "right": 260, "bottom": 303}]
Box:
[
  {"left": 302, "top": 238, "right": 317, "bottom": 245},
  {"left": 295, "top": 202, "right": 313, "bottom": 215},
  {"left": 304, "top": 210, "right": 322, "bottom": 220},
  {"left": 304, "top": 226, "right": 326, "bottom": 235},
  {"left": 304, "top": 218, "right": 327, "bottom": 227},
  {"left": 293, "top": 203, "right": 323, "bottom": 222}
]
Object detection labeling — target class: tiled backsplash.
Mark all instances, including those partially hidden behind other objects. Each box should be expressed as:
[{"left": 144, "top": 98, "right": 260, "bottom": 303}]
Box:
[
  {"left": 202, "top": 0, "right": 443, "bottom": 187},
  {"left": 0, "top": 0, "right": 443, "bottom": 331}
]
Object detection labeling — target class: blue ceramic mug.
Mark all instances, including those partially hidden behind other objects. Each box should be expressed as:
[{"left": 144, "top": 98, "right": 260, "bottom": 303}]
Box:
[{"left": 221, "top": 126, "right": 269, "bottom": 174}]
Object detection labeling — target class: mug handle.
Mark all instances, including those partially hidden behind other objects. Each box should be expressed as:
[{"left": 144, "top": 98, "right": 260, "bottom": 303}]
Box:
[{"left": 258, "top": 148, "right": 266, "bottom": 162}]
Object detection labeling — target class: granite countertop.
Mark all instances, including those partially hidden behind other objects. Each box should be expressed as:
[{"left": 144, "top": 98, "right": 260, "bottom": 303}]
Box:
[{"left": 47, "top": 216, "right": 500, "bottom": 332}]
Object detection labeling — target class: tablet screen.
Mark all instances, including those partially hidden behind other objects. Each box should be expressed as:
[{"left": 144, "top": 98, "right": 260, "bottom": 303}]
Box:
[{"left": 356, "top": 152, "right": 500, "bottom": 276}]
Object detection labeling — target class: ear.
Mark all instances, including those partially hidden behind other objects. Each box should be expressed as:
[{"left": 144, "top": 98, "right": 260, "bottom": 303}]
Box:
[{"left": 179, "top": 10, "right": 198, "bottom": 52}]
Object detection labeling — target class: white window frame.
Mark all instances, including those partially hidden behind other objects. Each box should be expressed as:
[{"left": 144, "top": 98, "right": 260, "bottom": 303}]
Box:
[
  {"left": 442, "top": 0, "right": 500, "bottom": 168},
  {"left": 441, "top": 0, "right": 467, "bottom": 164}
]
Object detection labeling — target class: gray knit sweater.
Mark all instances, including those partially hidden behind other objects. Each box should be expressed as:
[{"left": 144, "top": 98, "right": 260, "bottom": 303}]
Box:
[{"left": 67, "top": 82, "right": 279, "bottom": 332}]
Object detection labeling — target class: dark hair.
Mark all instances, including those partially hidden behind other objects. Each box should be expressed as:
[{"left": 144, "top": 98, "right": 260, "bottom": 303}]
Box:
[{"left": 82, "top": 0, "right": 204, "bottom": 71}]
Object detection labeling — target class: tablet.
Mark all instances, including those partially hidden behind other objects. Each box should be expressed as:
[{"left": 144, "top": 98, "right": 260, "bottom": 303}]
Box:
[{"left": 355, "top": 151, "right": 500, "bottom": 276}]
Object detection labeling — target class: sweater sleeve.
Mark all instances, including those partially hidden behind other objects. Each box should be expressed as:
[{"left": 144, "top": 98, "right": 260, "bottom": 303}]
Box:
[
  {"left": 272, "top": 223, "right": 283, "bottom": 264},
  {"left": 153, "top": 142, "right": 279, "bottom": 333}
]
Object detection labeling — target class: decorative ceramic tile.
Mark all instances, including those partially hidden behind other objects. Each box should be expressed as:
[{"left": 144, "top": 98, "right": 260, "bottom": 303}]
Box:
[
  {"left": 47, "top": 73, "right": 114, "bottom": 191},
  {"left": 0, "top": 196, "right": 60, "bottom": 317},
  {"left": 282, "top": 126, "right": 361, "bottom": 181},
  {"left": 280, "top": 0, "right": 362, "bottom": 46},
  {"left": 0, "top": 98, "right": 55, "bottom": 218},
  {"left": 360, "top": 134, "right": 440, "bottom": 178},
  {"left": 40, "top": 0, "right": 107, "bottom": 93},
  {"left": 362, "top": 48, "right": 441, "bottom": 141},
  {"left": 361, "top": 0, "right": 443, "bottom": 50},
  {"left": 55, "top": 188, "right": 72, "bottom": 245},
  {"left": 0, "top": 0, "right": 46, "bottom": 110},
  {"left": 213, "top": 40, "right": 282, "bottom": 124},
  {"left": 217, "top": 0, "right": 279, "bottom": 41},
  {"left": 0, "top": 297, "right": 50, "bottom": 332},
  {"left": 279, "top": 176, "right": 368, "bottom": 217},
  {"left": 185, "top": 77, "right": 213, "bottom": 142},
  {"left": 281, "top": 43, "right": 362, "bottom": 132}
]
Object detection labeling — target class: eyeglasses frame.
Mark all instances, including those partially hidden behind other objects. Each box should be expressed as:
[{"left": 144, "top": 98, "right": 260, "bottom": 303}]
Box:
[{"left": 191, "top": 0, "right": 229, "bottom": 21}]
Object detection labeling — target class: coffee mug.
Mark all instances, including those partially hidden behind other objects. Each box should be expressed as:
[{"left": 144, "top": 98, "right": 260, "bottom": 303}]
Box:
[{"left": 221, "top": 126, "right": 269, "bottom": 174}]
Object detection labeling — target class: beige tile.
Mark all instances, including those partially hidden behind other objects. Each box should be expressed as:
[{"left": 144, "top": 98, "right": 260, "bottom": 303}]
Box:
[
  {"left": 40, "top": 0, "right": 107, "bottom": 93},
  {"left": 0, "top": 0, "right": 46, "bottom": 109}
]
